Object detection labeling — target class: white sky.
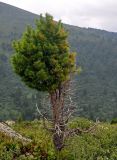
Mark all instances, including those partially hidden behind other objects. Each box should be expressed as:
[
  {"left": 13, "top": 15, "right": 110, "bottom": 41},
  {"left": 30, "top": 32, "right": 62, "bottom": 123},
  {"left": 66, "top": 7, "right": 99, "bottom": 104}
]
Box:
[{"left": 1, "top": 0, "right": 117, "bottom": 32}]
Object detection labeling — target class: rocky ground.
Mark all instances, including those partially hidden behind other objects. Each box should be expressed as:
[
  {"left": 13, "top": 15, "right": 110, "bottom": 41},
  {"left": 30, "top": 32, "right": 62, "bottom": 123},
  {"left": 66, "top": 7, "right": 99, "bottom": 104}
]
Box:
[{"left": 0, "top": 122, "right": 32, "bottom": 143}]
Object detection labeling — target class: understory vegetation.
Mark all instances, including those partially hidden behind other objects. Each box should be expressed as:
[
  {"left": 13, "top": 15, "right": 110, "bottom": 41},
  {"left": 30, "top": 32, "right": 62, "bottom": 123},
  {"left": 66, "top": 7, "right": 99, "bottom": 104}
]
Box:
[{"left": 0, "top": 118, "right": 117, "bottom": 160}]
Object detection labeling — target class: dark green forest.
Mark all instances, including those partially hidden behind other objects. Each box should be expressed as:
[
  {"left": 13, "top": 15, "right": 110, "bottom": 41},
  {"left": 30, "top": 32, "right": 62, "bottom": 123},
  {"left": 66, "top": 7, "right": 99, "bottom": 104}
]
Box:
[{"left": 0, "top": 2, "right": 117, "bottom": 121}]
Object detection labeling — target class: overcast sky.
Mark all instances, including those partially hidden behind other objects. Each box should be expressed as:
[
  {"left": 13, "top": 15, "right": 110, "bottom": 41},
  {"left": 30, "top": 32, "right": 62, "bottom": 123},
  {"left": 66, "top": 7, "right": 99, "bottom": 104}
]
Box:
[{"left": 1, "top": 0, "right": 117, "bottom": 32}]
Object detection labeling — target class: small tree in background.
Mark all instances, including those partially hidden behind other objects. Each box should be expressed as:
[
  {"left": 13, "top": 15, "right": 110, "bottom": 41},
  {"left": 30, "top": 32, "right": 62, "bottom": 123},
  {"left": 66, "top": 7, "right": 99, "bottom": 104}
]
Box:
[{"left": 11, "top": 13, "right": 77, "bottom": 151}]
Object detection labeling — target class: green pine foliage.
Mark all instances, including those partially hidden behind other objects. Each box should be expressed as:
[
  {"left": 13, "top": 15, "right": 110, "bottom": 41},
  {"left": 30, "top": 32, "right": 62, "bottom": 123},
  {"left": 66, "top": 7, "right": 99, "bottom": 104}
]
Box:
[{"left": 11, "top": 14, "right": 76, "bottom": 93}]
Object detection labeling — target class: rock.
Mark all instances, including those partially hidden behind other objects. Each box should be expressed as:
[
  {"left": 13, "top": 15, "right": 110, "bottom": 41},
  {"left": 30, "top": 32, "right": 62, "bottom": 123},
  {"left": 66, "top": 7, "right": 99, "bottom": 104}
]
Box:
[
  {"left": 0, "top": 122, "right": 32, "bottom": 144},
  {"left": 5, "top": 120, "right": 15, "bottom": 126}
]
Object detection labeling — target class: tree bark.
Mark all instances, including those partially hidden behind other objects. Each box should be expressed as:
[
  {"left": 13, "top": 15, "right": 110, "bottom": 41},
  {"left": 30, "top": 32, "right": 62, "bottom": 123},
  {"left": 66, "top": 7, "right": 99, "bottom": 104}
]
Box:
[{"left": 50, "top": 89, "right": 65, "bottom": 151}]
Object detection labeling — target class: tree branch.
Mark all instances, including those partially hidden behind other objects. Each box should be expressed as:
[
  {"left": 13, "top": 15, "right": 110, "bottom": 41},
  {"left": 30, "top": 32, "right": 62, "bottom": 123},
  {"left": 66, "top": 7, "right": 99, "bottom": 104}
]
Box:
[
  {"left": 65, "top": 121, "right": 99, "bottom": 138},
  {"left": 36, "top": 105, "right": 54, "bottom": 132}
]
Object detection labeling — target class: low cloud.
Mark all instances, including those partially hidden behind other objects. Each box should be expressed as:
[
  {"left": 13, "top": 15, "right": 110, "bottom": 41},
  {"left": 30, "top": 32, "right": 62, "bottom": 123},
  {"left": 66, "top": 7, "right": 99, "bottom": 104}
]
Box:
[{"left": 1, "top": 0, "right": 117, "bottom": 32}]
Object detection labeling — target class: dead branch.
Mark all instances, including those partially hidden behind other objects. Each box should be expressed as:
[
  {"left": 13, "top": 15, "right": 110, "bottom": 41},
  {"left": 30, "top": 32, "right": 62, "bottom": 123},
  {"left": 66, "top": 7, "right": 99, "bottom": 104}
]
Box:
[
  {"left": 36, "top": 105, "right": 54, "bottom": 132},
  {"left": 36, "top": 104, "right": 47, "bottom": 121},
  {"left": 65, "top": 121, "right": 99, "bottom": 138},
  {"left": 64, "top": 109, "right": 75, "bottom": 124},
  {"left": 54, "top": 123, "right": 63, "bottom": 136}
]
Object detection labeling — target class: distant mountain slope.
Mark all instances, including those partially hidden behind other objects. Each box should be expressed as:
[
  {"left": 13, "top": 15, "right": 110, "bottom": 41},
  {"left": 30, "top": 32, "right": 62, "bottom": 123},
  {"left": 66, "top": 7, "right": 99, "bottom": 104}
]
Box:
[{"left": 0, "top": 2, "right": 117, "bottom": 121}]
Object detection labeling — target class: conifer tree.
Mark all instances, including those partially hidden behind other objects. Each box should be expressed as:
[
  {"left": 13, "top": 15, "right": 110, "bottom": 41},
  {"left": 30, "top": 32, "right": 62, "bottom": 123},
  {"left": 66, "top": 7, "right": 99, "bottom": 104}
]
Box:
[{"left": 11, "top": 13, "right": 76, "bottom": 151}]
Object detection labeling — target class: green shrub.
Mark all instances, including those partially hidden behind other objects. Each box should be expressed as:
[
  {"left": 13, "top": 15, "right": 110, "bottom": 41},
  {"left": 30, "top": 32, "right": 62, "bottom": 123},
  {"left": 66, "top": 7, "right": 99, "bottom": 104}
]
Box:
[{"left": 111, "top": 118, "right": 117, "bottom": 124}]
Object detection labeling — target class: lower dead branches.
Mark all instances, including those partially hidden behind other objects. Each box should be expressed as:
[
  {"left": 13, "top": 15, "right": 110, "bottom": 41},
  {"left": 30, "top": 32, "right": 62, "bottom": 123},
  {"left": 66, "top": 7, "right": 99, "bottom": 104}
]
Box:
[{"left": 65, "top": 121, "right": 99, "bottom": 138}]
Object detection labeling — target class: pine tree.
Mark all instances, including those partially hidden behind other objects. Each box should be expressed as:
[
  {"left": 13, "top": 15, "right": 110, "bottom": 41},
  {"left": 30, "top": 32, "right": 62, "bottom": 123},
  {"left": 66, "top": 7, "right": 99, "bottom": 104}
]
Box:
[{"left": 11, "top": 13, "right": 77, "bottom": 151}]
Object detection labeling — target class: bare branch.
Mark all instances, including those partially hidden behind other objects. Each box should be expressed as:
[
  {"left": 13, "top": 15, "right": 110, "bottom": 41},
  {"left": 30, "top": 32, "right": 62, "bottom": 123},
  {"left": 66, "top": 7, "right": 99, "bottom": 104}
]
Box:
[
  {"left": 36, "top": 105, "right": 54, "bottom": 132},
  {"left": 81, "top": 122, "right": 99, "bottom": 133},
  {"left": 64, "top": 109, "right": 75, "bottom": 124},
  {"left": 36, "top": 104, "right": 47, "bottom": 121},
  {"left": 65, "top": 121, "right": 99, "bottom": 138},
  {"left": 54, "top": 123, "right": 62, "bottom": 136}
]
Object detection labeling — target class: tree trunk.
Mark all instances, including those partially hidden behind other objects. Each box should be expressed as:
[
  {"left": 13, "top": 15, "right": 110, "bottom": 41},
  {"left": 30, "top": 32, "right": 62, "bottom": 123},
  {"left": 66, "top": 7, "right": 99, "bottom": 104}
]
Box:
[{"left": 50, "top": 89, "right": 65, "bottom": 151}]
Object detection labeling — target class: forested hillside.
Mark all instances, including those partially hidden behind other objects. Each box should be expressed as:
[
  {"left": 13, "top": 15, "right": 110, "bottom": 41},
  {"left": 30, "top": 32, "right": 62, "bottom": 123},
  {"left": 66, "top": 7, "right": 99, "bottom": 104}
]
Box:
[{"left": 0, "top": 2, "right": 117, "bottom": 121}]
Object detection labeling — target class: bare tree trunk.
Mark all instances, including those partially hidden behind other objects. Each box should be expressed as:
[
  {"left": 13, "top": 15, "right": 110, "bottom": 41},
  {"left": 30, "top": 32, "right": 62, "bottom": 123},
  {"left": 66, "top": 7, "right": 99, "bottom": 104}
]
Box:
[
  {"left": 47, "top": 80, "right": 98, "bottom": 152},
  {"left": 50, "top": 89, "right": 65, "bottom": 151}
]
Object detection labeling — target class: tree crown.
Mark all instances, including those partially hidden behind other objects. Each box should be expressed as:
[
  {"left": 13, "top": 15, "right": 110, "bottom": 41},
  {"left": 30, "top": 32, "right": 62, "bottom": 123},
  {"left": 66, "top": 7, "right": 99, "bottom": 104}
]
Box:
[{"left": 11, "top": 13, "right": 76, "bottom": 92}]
